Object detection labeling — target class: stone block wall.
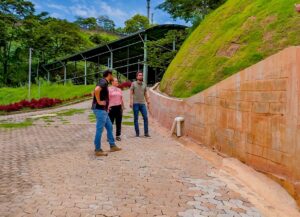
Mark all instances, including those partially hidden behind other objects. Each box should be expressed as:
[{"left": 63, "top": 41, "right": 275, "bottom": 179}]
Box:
[{"left": 149, "top": 46, "right": 300, "bottom": 203}]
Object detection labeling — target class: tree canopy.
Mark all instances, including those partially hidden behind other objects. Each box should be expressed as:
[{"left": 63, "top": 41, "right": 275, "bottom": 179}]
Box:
[
  {"left": 157, "top": 0, "right": 226, "bottom": 25},
  {"left": 74, "top": 16, "right": 98, "bottom": 30},
  {"left": 0, "top": 1, "right": 118, "bottom": 87},
  {"left": 124, "top": 14, "right": 150, "bottom": 34},
  {"left": 97, "top": 15, "right": 115, "bottom": 32}
]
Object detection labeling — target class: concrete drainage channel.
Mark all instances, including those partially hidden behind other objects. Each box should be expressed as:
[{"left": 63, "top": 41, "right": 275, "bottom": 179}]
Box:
[{"left": 149, "top": 116, "right": 300, "bottom": 217}]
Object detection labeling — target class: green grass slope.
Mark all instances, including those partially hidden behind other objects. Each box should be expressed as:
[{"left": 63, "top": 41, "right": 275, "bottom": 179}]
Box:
[
  {"left": 0, "top": 83, "right": 94, "bottom": 105},
  {"left": 160, "top": 0, "right": 300, "bottom": 97},
  {"left": 78, "top": 29, "right": 120, "bottom": 49}
]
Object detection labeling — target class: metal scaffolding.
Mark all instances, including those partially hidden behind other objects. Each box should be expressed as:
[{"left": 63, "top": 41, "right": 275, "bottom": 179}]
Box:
[{"left": 42, "top": 24, "right": 186, "bottom": 86}]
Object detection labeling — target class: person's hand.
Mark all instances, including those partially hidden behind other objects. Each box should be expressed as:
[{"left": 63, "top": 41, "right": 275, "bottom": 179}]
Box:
[
  {"left": 130, "top": 103, "right": 133, "bottom": 108},
  {"left": 98, "top": 100, "right": 106, "bottom": 106}
]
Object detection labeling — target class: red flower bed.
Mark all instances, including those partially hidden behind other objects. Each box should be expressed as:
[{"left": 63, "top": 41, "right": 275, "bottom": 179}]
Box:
[
  {"left": 1, "top": 92, "right": 100, "bottom": 113},
  {"left": 118, "top": 81, "right": 132, "bottom": 90},
  {"left": 0, "top": 98, "right": 62, "bottom": 112}
]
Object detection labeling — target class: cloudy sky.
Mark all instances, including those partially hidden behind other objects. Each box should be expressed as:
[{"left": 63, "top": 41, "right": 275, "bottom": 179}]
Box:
[{"left": 31, "top": 0, "right": 188, "bottom": 27}]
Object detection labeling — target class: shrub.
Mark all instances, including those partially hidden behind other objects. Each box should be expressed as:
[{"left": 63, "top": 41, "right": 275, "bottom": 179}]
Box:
[
  {"left": 0, "top": 98, "right": 62, "bottom": 112},
  {"left": 0, "top": 91, "right": 93, "bottom": 113}
]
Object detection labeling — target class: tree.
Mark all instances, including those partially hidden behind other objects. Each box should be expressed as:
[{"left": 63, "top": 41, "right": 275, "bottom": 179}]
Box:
[
  {"left": 97, "top": 15, "right": 115, "bottom": 32},
  {"left": 0, "top": 2, "right": 117, "bottom": 87},
  {"left": 124, "top": 14, "right": 150, "bottom": 34},
  {"left": 89, "top": 34, "right": 110, "bottom": 45},
  {"left": 42, "top": 19, "right": 88, "bottom": 61},
  {"left": 147, "top": 30, "right": 187, "bottom": 72},
  {"left": 74, "top": 16, "right": 97, "bottom": 30},
  {"left": 114, "top": 27, "right": 126, "bottom": 36},
  {"left": 157, "top": 0, "right": 226, "bottom": 25},
  {"left": 0, "top": 0, "right": 35, "bottom": 85}
]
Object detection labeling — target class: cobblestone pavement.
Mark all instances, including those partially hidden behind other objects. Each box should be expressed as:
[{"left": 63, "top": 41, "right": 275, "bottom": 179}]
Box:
[
  {"left": 0, "top": 93, "right": 262, "bottom": 217},
  {"left": 178, "top": 177, "right": 260, "bottom": 217}
]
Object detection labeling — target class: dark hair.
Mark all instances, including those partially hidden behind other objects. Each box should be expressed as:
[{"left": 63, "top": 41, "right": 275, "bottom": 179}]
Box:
[
  {"left": 136, "top": 71, "right": 143, "bottom": 77},
  {"left": 103, "top": 69, "right": 113, "bottom": 78}
]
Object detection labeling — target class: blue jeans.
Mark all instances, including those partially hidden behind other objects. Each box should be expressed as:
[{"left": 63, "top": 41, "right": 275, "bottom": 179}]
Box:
[
  {"left": 133, "top": 103, "right": 149, "bottom": 136},
  {"left": 93, "top": 109, "right": 115, "bottom": 151}
]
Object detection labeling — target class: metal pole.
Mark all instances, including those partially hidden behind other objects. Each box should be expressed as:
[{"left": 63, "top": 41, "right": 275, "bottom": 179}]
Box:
[
  {"left": 110, "top": 51, "right": 113, "bottom": 69},
  {"left": 41, "top": 65, "right": 50, "bottom": 82},
  {"left": 143, "top": 34, "right": 148, "bottom": 85},
  {"left": 84, "top": 60, "right": 87, "bottom": 85},
  {"left": 107, "top": 58, "right": 110, "bottom": 68},
  {"left": 64, "top": 63, "right": 67, "bottom": 85},
  {"left": 147, "top": 0, "right": 150, "bottom": 21},
  {"left": 127, "top": 47, "right": 129, "bottom": 80},
  {"left": 151, "top": 13, "right": 154, "bottom": 24},
  {"left": 28, "top": 48, "right": 32, "bottom": 100},
  {"left": 36, "top": 60, "right": 40, "bottom": 99},
  {"left": 138, "top": 59, "right": 140, "bottom": 71}
]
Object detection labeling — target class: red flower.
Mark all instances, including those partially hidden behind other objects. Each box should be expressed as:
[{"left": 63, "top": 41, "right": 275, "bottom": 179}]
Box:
[{"left": 0, "top": 97, "right": 63, "bottom": 112}]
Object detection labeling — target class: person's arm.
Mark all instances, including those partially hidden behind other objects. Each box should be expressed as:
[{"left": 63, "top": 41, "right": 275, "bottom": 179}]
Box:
[
  {"left": 120, "top": 89, "right": 125, "bottom": 110},
  {"left": 108, "top": 87, "right": 112, "bottom": 110},
  {"left": 121, "top": 97, "right": 125, "bottom": 110},
  {"left": 144, "top": 88, "right": 150, "bottom": 106},
  {"left": 130, "top": 83, "right": 134, "bottom": 108},
  {"left": 94, "top": 86, "right": 106, "bottom": 106}
]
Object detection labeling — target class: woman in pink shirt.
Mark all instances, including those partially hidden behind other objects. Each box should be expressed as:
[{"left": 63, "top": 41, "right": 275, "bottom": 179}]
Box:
[{"left": 108, "top": 78, "right": 124, "bottom": 141}]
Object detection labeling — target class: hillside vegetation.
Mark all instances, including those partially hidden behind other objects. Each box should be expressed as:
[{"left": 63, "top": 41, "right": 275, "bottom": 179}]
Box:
[{"left": 160, "top": 0, "right": 300, "bottom": 97}]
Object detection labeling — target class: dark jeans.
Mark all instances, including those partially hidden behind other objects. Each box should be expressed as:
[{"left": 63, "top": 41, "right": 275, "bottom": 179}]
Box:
[
  {"left": 133, "top": 103, "right": 149, "bottom": 136},
  {"left": 108, "top": 105, "right": 123, "bottom": 137},
  {"left": 93, "top": 109, "right": 115, "bottom": 151}
]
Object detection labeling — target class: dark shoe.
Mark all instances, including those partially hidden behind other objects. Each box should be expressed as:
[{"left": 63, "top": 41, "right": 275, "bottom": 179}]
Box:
[
  {"left": 136, "top": 134, "right": 140, "bottom": 137},
  {"left": 116, "top": 136, "right": 121, "bottom": 141},
  {"left": 110, "top": 146, "right": 122, "bottom": 152},
  {"left": 144, "top": 134, "right": 151, "bottom": 138},
  {"left": 95, "top": 150, "right": 108, "bottom": 157}
]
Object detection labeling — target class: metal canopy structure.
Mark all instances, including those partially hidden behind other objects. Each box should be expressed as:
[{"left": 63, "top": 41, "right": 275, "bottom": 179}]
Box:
[{"left": 43, "top": 24, "right": 186, "bottom": 85}]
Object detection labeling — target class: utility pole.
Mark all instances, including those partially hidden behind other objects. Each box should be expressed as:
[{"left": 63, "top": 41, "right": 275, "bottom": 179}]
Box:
[
  {"left": 143, "top": 34, "right": 148, "bottom": 85},
  {"left": 84, "top": 60, "right": 87, "bottom": 85},
  {"left": 147, "top": 0, "right": 151, "bottom": 21},
  {"left": 36, "top": 59, "right": 40, "bottom": 99},
  {"left": 28, "top": 48, "right": 33, "bottom": 100},
  {"left": 151, "top": 13, "right": 154, "bottom": 24},
  {"left": 63, "top": 63, "right": 67, "bottom": 85}
]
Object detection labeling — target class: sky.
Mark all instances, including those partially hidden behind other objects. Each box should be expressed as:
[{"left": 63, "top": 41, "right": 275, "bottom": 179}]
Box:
[{"left": 31, "top": 0, "right": 188, "bottom": 27}]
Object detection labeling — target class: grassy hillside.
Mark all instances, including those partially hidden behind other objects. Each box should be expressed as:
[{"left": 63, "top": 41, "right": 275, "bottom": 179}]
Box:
[
  {"left": 79, "top": 29, "right": 119, "bottom": 47},
  {"left": 87, "top": 30, "right": 120, "bottom": 41},
  {"left": 0, "top": 83, "right": 94, "bottom": 105},
  {"left": 160, "top": 0, "right": 300, "bottom": 97}
]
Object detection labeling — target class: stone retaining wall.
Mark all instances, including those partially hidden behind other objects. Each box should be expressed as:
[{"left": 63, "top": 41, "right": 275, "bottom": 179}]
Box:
[{"left": 149, "top": 46, "right": 300, "bottom": 204}]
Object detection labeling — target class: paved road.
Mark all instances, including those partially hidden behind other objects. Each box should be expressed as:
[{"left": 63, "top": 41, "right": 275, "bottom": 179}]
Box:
[{"left": 0, "top": 93, "right": 262, "bottom": 217}]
